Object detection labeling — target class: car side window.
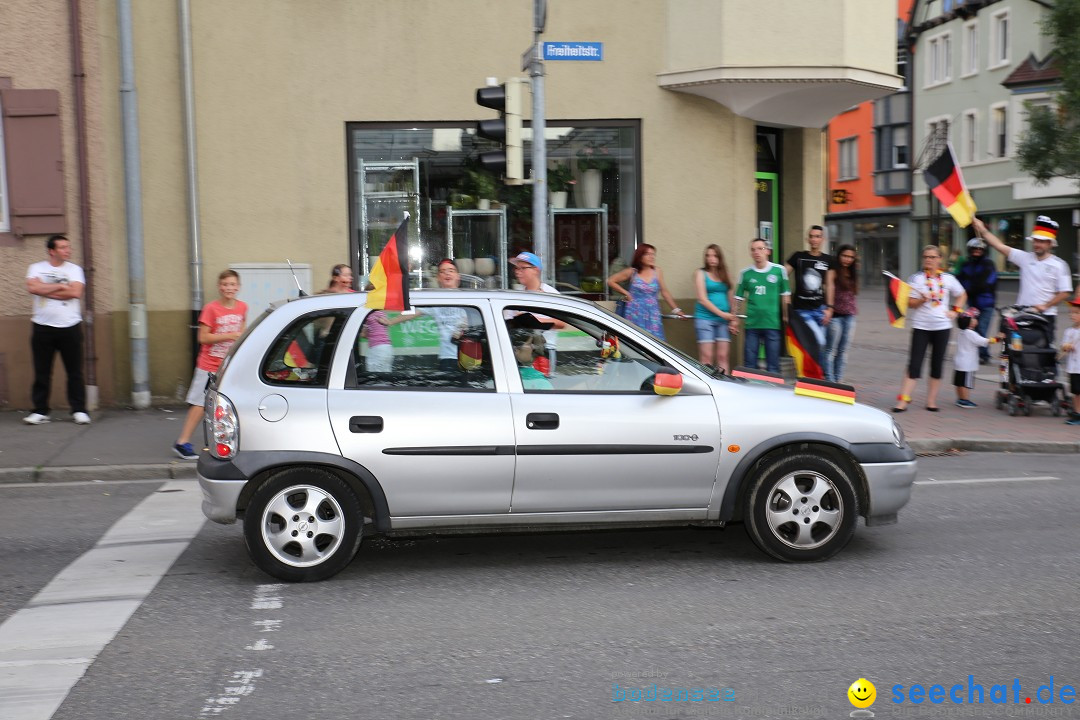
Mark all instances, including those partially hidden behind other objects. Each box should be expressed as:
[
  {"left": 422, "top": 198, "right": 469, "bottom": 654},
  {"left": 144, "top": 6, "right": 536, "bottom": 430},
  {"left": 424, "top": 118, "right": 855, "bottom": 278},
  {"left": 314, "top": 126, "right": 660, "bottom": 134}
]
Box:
[
  {"left": 261, "top": 309, "right": 352, "bottom": 387},
  {"left": 348, "top": 305, "right": 495, "bottom": 391},
  {"left": 504, "top": 306, "right": 666, "bottom": 393}
]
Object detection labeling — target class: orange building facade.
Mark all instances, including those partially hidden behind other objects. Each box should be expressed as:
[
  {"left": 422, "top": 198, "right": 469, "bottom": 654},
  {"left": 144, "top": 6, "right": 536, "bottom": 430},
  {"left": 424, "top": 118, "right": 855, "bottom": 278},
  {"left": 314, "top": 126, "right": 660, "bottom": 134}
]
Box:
[{"left": 825, "top": 0, "right": 916, "bottom": 285}]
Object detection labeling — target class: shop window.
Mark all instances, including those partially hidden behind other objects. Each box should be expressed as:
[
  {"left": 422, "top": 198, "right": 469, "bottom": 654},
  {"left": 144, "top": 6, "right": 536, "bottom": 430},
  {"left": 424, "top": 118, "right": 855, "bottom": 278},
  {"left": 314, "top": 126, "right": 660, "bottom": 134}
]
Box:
[
  {"left": 0, "top": 88, "right": 67, "bottom": 238},
  {"left": 347, "top": 122, "right": 640, "bottom": 298}
]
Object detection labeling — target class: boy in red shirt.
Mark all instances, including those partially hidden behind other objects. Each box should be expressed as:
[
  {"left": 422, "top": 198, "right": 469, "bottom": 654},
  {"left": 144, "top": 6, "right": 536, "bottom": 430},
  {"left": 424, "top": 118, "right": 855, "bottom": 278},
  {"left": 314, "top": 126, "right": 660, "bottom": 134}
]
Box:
[{"left": 173, "top": 270, "right": 247, "bottom": 459}]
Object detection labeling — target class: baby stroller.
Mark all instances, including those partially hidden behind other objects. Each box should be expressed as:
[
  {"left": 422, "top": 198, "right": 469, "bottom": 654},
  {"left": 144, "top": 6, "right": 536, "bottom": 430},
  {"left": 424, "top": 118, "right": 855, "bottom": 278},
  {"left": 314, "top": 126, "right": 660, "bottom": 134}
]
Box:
[{"left": 994, "top": 306, "right": 1066, "bottom": 416}]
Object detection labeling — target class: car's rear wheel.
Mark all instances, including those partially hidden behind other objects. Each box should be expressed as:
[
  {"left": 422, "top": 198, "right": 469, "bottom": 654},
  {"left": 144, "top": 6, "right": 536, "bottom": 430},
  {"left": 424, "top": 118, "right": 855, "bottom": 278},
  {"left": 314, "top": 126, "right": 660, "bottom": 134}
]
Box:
[
  {"left": 743, "top": 452, "right": 859, "bottom": 562},
  {"left": 243, "top": 467, "right": 363, "bottom": 582}
]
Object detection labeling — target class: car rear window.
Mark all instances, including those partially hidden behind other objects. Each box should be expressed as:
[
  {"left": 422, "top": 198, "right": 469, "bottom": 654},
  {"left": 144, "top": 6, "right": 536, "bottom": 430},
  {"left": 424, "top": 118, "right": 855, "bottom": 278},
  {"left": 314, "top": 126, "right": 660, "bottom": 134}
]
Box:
[{"left": 261, "top": 309, "right": 353, "bottom": 387}]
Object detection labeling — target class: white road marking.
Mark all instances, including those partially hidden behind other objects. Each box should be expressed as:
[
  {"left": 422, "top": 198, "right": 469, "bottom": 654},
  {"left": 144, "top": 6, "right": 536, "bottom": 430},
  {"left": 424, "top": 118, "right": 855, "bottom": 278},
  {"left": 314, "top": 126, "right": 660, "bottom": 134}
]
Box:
[
  {"left": 915, "top": 475, "right": 1061, "bottom": 485},
  {"left": 0, "top": 480, "right": 205, "bottom": 720}
]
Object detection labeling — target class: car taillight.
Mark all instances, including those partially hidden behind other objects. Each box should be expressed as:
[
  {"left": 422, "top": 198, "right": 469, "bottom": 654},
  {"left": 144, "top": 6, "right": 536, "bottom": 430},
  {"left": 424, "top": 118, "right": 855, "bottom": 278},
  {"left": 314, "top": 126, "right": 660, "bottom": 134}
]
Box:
[{"left": 206, "top": 391, "right": 239, "bottom": 459}]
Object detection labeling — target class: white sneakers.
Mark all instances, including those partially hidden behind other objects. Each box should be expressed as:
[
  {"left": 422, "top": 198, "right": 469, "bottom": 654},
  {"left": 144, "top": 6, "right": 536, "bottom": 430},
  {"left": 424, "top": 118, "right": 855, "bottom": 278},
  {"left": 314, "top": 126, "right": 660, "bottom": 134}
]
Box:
[{"left": 23, "top": 412, "right": 92, "bottom": 425}]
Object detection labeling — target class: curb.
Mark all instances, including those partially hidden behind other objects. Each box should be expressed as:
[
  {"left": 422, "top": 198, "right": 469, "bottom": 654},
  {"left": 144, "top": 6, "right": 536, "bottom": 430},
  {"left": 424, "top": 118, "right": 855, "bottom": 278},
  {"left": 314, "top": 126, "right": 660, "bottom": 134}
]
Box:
[
  {"left": 0, "top": 463, "right": 198, "bottom": 484},
  {"left": 908, "top": 438, "right": 1080, "bottom": 454}
]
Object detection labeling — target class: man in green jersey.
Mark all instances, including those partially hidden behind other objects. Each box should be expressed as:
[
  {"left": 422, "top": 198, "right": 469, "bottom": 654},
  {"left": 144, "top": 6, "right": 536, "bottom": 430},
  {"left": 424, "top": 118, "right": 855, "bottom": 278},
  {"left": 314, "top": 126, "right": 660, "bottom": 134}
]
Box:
[{"left": 735, "top": 238, "right": 790, "bottom": 372}]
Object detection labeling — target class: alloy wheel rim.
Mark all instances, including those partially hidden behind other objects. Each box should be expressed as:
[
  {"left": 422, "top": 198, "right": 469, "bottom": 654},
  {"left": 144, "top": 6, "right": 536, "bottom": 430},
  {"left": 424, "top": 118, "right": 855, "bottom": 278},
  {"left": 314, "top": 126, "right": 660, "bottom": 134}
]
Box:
[
  {"left": 765, "top": 471, "right": 843, "bottom": 550},
  {"left": 260, "top": 484, "right": 346, "bottom": 567}
]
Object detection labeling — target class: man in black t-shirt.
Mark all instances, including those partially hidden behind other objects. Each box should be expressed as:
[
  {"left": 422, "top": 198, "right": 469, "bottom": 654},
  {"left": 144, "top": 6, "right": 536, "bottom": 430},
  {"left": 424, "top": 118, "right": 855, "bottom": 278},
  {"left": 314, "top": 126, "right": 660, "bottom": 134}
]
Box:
[{"left": 785, "top": 225, "right": 836, "bottom": 351}]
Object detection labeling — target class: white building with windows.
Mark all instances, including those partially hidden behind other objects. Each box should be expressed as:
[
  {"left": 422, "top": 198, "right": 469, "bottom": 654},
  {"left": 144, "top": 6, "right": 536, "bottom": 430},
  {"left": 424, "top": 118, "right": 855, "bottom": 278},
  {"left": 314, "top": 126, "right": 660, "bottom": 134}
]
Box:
[{"left": 909, "top": 0, "right": 1078, "bottom": 274}]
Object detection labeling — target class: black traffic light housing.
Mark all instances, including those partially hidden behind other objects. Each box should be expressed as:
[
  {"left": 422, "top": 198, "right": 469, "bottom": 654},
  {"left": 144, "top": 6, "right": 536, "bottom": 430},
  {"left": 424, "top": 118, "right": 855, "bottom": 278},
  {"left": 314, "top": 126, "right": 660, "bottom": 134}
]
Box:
[{"left": 475, "top": 78, "right": 524, "bottom": 185}]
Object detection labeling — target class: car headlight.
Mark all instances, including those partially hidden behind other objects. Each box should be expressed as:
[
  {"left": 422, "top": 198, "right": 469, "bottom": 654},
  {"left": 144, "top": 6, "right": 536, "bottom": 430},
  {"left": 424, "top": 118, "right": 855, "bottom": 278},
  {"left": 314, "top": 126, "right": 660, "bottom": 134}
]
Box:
[{"left": 891, "top": 420, "right": 906, "bottom": 448}]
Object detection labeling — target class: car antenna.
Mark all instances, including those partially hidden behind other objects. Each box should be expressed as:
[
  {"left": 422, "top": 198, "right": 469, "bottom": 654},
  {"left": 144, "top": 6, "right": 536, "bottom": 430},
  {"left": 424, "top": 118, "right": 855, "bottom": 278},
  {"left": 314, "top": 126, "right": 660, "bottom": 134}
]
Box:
[{"left": 286, "top": 258, "right": 307, "bottom": 297}]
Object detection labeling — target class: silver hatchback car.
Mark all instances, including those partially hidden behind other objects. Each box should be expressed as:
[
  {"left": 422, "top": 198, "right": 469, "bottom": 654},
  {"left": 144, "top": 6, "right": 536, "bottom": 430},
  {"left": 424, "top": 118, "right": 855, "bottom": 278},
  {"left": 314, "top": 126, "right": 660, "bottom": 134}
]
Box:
[{"left": 198, "top": 290, "right": 916, "bottom": 581}]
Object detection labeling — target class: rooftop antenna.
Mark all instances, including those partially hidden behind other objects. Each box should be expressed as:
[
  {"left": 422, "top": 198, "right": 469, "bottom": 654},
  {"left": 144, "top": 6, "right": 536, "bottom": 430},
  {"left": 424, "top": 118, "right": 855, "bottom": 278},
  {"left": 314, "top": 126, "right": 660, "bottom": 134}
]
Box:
[{"left": 286, "top": 259, "right": 307, "bottom": 297}]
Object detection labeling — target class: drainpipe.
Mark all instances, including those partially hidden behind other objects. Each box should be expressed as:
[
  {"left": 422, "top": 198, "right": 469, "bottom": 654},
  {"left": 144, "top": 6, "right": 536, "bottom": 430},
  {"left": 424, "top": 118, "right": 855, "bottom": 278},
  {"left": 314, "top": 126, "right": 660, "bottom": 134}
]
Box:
[
  {"left": 178, "top": 0, "right": 203, "bottom": 366},
  {"left": 117, "top": 0, "right": 150, "bottom": 409},
  {"left": 67, "top": 0, "right": 98, "bottom": 409}
]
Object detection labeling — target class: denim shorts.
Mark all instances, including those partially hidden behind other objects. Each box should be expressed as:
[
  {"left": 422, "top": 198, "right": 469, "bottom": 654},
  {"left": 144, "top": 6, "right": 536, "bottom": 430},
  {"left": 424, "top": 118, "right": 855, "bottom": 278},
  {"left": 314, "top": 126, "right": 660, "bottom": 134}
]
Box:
[{"left": 694, "top": 317, "right": 731, "bottom": 343}]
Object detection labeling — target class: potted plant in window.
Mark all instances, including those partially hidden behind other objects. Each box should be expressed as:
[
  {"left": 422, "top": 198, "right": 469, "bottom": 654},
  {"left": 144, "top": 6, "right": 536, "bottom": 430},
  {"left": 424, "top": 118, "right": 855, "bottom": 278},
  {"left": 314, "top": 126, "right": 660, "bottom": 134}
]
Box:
[
  {"left": 547, "top": 162, "right": 575, "bottom": 209},
  {"left": 465, "top": 168, "right": 498, "bottom": 210},
  {"left": 575, "top": 141, "right": 614, "bottom": 208}
]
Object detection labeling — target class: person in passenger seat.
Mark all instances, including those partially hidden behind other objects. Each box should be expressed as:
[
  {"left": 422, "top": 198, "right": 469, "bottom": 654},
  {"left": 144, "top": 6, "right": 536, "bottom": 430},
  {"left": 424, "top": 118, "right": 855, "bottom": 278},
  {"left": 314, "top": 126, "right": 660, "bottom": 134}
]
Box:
[{"left": 507, "top": 314, "right": 554, "bottom": 390}]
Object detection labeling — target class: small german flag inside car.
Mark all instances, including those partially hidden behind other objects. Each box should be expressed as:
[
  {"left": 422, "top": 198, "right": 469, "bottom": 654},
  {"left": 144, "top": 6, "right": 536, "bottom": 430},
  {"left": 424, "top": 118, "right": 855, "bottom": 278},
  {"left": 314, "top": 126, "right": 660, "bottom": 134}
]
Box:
[{"left": 794, "top": 377, "right": 856, "bottom": 405}]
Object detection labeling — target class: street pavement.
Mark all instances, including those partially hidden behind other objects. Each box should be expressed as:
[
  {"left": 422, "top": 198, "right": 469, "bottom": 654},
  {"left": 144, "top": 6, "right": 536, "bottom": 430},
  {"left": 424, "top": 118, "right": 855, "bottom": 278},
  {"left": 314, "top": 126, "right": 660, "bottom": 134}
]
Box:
[{"left": 1, "top": 286, "right": 1077, "bottom": 483}]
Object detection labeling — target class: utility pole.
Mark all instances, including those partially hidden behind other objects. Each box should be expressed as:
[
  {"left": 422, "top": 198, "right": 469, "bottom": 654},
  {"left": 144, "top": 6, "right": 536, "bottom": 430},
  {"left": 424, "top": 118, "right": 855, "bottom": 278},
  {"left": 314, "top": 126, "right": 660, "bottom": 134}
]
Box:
[{"left": 526, "top": 0, "right": 549, "bottom": 285}]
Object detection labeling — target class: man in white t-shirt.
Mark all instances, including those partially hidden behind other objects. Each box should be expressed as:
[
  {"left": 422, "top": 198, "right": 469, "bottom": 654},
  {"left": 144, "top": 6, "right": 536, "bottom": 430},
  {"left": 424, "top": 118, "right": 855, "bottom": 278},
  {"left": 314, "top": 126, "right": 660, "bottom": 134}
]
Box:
[
  {"left": 973, "top": 215, "right": 1073, "bottom": 335},
  {"left": 24, "top": 235, "right": 90, "bottom": 425}
]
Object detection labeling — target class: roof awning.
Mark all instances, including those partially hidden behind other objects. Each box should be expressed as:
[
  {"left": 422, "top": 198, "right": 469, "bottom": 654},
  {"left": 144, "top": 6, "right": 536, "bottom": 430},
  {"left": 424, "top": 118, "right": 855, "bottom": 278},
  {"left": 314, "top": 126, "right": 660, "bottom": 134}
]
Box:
[{"left": 657, "top": 66, "right": 904, "bottom": 128}]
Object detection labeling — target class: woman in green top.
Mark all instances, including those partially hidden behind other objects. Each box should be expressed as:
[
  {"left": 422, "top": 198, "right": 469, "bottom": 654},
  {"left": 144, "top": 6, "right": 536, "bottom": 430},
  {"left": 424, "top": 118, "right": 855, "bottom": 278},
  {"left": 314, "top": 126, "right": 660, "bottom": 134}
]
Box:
[{"left": 693, "top": 244, "right": 739, "bottom": 372}]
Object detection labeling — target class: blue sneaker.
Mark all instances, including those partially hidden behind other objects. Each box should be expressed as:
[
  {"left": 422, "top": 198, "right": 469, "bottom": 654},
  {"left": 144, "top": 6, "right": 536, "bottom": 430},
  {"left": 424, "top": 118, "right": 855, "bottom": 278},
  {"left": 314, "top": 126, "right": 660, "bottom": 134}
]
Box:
[
  {"left": 1066, "top": 417, "right": 1080, "bottom": 426},
  {"left": 955, "top": 399, "right": 977, "bottom": 408},
  {"left": 173, "top": 443, "right": 199, "bottom": 460}
]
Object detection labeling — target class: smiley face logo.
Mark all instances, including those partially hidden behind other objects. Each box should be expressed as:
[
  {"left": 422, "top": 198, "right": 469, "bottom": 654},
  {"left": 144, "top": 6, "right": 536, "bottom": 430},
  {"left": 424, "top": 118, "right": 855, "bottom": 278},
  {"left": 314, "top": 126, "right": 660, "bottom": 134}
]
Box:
[{"left": 847, "top": 678, "right": 876, "bottom": 708}]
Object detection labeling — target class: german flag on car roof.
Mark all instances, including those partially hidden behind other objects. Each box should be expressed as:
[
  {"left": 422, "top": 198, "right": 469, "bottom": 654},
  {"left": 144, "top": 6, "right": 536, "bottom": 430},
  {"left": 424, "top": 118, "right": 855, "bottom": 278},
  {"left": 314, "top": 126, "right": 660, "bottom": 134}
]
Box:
[{"left": 365, "top": 215, "right": 411, "bottom": 311}]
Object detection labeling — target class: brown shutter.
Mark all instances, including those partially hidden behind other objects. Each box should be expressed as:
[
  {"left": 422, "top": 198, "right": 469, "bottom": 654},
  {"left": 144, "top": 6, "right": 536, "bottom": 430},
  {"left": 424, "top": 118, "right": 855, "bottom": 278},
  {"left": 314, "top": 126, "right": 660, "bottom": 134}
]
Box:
[{"left": 0, "top": 88, "right": 67, "bottom": 236}]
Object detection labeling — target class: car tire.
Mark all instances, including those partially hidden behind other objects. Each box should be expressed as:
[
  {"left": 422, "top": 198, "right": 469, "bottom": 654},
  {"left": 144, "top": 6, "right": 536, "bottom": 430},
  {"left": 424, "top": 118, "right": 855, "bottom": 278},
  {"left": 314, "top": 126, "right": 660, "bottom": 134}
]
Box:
[
  {"left": 743, "top": 452, "right": 859, "bottom": 562},
  {"left": 243, "top": 467, "right": 363, "bottom": 582}
]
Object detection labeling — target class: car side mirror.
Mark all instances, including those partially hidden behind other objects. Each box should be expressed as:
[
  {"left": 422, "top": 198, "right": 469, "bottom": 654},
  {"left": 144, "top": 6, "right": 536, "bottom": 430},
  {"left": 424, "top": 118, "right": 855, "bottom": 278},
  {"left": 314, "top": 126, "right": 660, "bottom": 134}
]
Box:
[{"left": 652, "top": 366, "right": 682, "bottom": 396}]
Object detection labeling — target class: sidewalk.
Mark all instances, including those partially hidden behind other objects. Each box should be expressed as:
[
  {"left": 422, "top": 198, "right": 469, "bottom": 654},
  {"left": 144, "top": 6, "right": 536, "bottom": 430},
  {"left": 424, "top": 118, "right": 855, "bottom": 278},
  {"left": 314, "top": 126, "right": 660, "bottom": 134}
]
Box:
[{"left": 1, "top": 288, "right": 1077, "bottom": 483}]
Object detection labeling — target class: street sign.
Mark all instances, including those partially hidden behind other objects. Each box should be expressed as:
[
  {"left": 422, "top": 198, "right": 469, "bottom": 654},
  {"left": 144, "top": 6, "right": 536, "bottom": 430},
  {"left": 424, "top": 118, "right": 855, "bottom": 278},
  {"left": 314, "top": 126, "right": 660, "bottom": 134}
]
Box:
[{"left": 542, "top": 42, "right": 603, "bottom": 61}]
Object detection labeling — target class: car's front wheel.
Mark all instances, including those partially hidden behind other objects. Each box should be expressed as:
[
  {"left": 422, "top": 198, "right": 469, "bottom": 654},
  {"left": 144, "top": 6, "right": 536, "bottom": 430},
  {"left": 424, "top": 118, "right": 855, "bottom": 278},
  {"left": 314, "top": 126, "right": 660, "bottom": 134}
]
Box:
[
  {"left": 243, "top": 467, "right": 363, "bottom": 581},
  {"left": 743, "top": 452, "right": 859, "bottom": 562}
]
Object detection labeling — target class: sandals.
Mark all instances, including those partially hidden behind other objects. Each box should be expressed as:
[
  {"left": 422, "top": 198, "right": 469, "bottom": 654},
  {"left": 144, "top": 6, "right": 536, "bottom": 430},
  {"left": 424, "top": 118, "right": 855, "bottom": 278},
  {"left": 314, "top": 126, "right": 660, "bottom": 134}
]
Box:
[{"left": 892, "top": 394, "right": 911, "bottom": 413}]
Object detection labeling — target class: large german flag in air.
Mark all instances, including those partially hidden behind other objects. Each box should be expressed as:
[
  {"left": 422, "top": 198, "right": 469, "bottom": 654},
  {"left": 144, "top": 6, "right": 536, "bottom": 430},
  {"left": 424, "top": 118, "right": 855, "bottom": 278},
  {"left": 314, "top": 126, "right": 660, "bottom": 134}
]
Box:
[
  {"left": 923, "top": 144, "right": 976, "bottom": 228},
  {"left": 785, "top": 311, "right": 823, "bottom": 379},
  {"left": 794, "top": 377, "right": 856, "bottom": 405},
  {"left": 365, "top": 215, "right": 411, "bottom": 311},
  {"left": 884, "top": 272, "right": 910, "bottom": 329}
]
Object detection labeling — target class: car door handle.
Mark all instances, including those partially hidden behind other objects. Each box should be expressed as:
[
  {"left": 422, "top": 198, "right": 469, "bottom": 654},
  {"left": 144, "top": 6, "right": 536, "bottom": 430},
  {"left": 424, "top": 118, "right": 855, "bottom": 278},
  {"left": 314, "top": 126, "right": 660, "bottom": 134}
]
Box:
[
  {"left": 526, "top": 412, "right": 559, "bottom": 430},
  {"left": 349, "top": 415, "right": 383, "bottom": 433}
]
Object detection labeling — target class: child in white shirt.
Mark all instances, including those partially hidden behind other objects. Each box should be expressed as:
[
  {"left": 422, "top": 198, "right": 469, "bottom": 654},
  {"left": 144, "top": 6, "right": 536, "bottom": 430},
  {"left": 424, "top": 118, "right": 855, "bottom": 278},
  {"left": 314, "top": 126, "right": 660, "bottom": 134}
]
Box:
[
  {"left": 954, "top": 311, "right": 990, "bottom": 408},
  {"left": 1059, "top": 301, "right": 1080, "bottom": 424}
]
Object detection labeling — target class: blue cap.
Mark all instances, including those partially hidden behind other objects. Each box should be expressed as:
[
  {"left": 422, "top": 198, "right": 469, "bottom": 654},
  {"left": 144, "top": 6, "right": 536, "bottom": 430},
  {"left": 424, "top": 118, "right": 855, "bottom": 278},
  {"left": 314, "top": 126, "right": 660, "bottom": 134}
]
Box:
[{"left": 510, "top": 251, "right": 542, "bottom": 271}]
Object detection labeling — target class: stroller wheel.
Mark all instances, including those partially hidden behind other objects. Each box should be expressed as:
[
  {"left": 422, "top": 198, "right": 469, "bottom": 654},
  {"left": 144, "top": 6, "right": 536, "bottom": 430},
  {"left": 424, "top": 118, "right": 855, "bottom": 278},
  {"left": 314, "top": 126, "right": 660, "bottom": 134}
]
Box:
[
  {"left": 995, "top": 391, "right": 1004, "bottom": 410},
  {"left": 1052, "top": 401, "right": 1063, "bottom": 417},
  {"left": 1007, "top": 395, "right": 1019, "bottom": 416},
  {"left": 1023, "top": 396, "right": 1032, "bottom": 416}
]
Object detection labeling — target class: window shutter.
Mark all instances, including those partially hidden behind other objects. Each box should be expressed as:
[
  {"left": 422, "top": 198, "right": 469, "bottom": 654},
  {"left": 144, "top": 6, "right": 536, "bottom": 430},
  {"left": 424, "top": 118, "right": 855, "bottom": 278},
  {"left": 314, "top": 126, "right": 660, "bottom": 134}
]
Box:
[{"left": 0, "top": 88, "right": 66, "bottom": 236}]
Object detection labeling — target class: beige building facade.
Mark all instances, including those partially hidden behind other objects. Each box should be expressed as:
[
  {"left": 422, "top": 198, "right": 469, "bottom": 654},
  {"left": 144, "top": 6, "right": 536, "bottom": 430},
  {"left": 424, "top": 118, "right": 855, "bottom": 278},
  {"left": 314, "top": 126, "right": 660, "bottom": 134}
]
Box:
[{"left": 1, "top": 0, "right": 901, "bottom": 409}]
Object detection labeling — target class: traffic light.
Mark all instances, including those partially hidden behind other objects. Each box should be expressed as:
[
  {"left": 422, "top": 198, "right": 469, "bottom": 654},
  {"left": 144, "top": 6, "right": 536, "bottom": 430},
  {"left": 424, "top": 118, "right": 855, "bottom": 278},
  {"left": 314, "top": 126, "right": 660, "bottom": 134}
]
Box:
[{"left": 475, "top": 78, "right": 524, "bottom": 185}]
